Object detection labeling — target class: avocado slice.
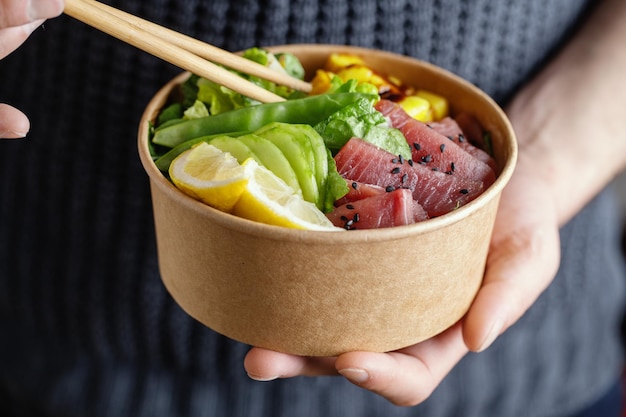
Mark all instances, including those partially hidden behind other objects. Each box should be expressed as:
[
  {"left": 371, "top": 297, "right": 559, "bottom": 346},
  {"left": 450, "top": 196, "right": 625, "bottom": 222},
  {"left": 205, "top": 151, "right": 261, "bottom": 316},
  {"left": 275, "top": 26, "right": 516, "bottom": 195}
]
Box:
[
  {"left": 208, "top": 135, "right": 258, "bottom": 163},
  {"left": 267, "top": 123, "right": 329, "bottom": 206},
  {"left": 255, "top": 123, "right": 319, "bottom": 205},
  {"left": 235, "top": 134, "right": 302, "bottom": 194}
]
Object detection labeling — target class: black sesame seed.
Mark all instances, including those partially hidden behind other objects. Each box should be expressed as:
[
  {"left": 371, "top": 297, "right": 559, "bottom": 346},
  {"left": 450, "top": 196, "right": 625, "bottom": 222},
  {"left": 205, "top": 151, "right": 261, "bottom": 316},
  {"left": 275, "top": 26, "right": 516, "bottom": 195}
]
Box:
[
  {"left": 401, "top": 173, "right": 408, "bottom": 184},
  {"left": 391, "top": 158, "right": 398, "bottom": 164},
  {"left": 439, "top": 144, "right": 446, "bottom": 153},
  {"left": 346, "top": 204, "right": 355, "bottom": 210},
  {"left": 353, "top": 213, "right": 360, "bottom": 223},
  {"left": 447, "top": 135, "right": 454, "bottom": 141},
  {"left": 421, "top": 154, "right": 433, "bottom": 163},
  {"left": 426, "top": 124, "right": 433, "bottom": 129},
  {"left": 432, "top": 167, "right": 440, "bottom": 172},
  {"left": 408, "top": 159, "right": 414, "bottom": 166},
  {"left": 450, "top": 162, "right": 456, "bottom": 172},
  {"left": 398, "top": 154, "right": 404, "bottom": 164},
  {"left": 345, "top": 219, "right": 354, "bottom": 227},
  {"left": 351, "top": 181, "right": 358, "bottom": 190},
  {"left": 458, "top": 133, "right": 466, "bottom": 143},
  {"left": 385, "top": 185, "right": 395, "bottom": 192},
  {"left": 413, "top": 143, "right": 421, "bottom": 151},
  {"left": 391, "top": 167, "right": 401, "bottom": 174},
  {"left": 340, "top": 215, "right": 349, "bottom": 221},
  {"left": 459, "top": 188, "right": 469, "bottom": 194}
]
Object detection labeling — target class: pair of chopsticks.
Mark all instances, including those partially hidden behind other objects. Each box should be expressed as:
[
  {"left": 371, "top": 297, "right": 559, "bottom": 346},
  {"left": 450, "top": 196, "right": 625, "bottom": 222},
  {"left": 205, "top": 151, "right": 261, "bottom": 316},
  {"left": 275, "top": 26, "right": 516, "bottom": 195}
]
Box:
[{"left": 63, "top": 0, "right": 312, "bottom": 103}]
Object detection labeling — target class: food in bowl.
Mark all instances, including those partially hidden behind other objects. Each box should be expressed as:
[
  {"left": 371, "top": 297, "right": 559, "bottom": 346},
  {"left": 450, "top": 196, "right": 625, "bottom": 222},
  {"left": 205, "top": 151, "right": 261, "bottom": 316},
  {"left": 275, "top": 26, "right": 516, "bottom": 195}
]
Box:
[
  {"left": 137, "top": 44, "right": 517, "bottom": 356},
  {"left": 147, "top": 47, "right": 498, "bottom": 231}
]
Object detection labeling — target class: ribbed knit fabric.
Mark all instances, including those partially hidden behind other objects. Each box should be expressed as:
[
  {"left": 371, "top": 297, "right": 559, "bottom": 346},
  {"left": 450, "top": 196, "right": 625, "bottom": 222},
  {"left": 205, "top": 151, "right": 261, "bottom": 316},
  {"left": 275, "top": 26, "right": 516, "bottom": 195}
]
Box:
[{"left": 1, "top": 1, "right": 624, "bottom": 416}]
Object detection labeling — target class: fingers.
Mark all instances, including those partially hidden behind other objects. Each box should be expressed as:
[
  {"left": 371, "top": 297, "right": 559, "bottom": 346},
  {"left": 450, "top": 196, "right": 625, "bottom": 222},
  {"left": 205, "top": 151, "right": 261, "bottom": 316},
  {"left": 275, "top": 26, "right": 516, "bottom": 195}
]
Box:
[
  {"left": 0, "top": 0, "right": 65, "bottom": 58},
  {"left": 335, "top": 323, "right": 467, "bottom": 407},
  {"left": 244, "top": 347, "right": 337, "bottom": 380},
  {"left": 462, "top": 172, "right": 561, "bottom": 352},
  {"left": 245, "top": 325, "right": 468, "bottom": 407},
  {"left": 0, "top": 103, "right": 30, "bottom": 138},
  {"left": 0, "top": 0, "right": 64, "bottom": 28},
  {"left": 0, "top": 19, "right": 42, "bottom": 58},
  {"left": 243, "top": 165, "right": 561, "bottom": 407}
]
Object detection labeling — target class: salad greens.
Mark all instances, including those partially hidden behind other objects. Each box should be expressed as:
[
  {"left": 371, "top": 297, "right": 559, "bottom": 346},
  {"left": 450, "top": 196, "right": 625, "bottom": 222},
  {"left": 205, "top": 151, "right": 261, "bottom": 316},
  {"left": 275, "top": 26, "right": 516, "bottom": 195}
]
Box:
[
  {"left": 149, "top": 47, "right": 412, "bottom": 212},
  {"left": 152, "top": 92, "right": 377, "bottom": 148},
  {"left": 314, "top": 97, "right": 411, "bottom": 160}
]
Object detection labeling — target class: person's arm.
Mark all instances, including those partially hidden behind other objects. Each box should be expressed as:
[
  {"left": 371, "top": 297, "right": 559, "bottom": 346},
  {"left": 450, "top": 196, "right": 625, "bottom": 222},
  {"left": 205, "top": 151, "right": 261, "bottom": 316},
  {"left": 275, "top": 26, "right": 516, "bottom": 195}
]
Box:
[
  {"left": 244, "top": 0, "right": 626, "bottom": 406},
  {"left": 463, "top": 0, "right": 626, "bottom": 355},
  {"left": 0, "top": 0, "right": 64, "bottom": 139},
  {"left": 505, "top": 0, "right": 626, "bottom": 225}
]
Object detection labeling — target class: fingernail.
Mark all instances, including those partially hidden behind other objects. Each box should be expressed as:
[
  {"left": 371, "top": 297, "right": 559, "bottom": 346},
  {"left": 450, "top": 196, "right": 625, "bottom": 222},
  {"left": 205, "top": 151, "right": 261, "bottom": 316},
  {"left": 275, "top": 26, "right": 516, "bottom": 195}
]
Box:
[
  {"left": 28, "top": 0, "right": 62, "bottom": 21},
  {"left": 476, "top": 319, "right": 503, "bottom": 352},
  {"left": 247, "top": 372, "right": 278, "bottom": 382},
  {"left": 0, "top": 130, "right": 28, "bottom": 139},
  {"left": 338, "top": 368, "right": 370, "bottom": 384}
]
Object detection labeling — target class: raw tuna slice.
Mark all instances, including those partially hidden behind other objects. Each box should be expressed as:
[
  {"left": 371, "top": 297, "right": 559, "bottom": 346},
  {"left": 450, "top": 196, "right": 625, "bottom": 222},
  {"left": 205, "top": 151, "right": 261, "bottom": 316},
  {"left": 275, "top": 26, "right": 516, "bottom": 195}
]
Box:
[
  {"left": 326, "top": 188, "right": 424, "bottom": 230},
  {"left": 375, "top": 100, "right": 496, "bottom": 187},
  {"left": 334, "top": 138, "right": 484, "bottom": 218},
  {"left": 412, "top": 199, "right": 429, "bottom": 222},
  {"left": 454, "top": 112, "right": 486, "bottom": 148},
  {"left": 428, "top": 117, "right": 497, "bottom": 171},
  {"left": 334, "top": 180, "right": 386, "bottom": 206}
]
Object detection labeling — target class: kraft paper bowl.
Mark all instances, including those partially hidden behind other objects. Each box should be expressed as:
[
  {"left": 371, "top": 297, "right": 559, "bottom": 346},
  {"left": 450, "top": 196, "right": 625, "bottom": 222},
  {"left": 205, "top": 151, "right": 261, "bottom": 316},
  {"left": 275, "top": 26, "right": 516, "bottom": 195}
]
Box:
[{"left": 137, "top": 44, "right": 517, "bottom": 357}]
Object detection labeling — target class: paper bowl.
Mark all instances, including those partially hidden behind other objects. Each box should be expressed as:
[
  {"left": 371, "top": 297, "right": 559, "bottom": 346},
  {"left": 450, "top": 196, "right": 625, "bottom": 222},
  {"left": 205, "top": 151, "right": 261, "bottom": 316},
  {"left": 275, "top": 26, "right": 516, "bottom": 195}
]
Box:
[{"left": 137, "top": 44, "right": 517, "bottom": 356}]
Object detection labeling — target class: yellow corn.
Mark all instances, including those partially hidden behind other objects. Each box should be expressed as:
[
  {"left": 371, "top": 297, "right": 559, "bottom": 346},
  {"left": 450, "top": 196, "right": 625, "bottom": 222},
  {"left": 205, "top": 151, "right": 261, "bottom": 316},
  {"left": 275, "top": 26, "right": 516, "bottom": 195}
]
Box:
[
  {"left": 337, "top": 66, "right": 374, "bottom": 84},
  {"left": 387, "top": 75, "right": 403, "bottom": 88},
  {"left": 368, "top": 73, "right": 391, "bottom": 91},
  {"left": 309, "top": 69, "right": 334, "bottom": 95},
  {"left": 399, "top": 96, "right": 433, "bottom": 122},
  {"left": 325, "top": 53, "right": 365, "bottom": 73},
  {"left": 414, "top": 90, "right": 449, "bottom": 120},
  {"left": 317, "top": 53, "right": 451, "bottom": 123}
]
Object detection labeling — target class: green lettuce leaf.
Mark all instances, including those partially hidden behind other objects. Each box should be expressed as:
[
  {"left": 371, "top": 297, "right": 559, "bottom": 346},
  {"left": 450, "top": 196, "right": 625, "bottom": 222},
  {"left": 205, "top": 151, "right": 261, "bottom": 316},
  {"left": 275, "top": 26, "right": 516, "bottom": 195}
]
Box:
[
  {"left": 183, "top": 100, "right": 209, "bottom": 119},
  {"left": 322, "top": 150, "right": 349, "bottom": 213},
  {"left": 276, "top": 52, "right": 305, "bottom": 80},
  {"left": 196, "top": 78, "right": 247, "bottom": 115},
  {"left": 314, "top": 97, "right": 411, "bottom": 159}
]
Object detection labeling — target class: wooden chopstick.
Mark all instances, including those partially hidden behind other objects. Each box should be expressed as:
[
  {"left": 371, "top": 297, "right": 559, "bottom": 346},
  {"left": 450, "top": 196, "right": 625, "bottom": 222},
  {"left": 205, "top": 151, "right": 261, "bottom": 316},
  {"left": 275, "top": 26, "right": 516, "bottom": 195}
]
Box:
[
  {"left": 81, "top": 0, "right": 312, "bottom": 94},
  {"left": 64, "top": 0, "right": 307, "bottom": 103}
]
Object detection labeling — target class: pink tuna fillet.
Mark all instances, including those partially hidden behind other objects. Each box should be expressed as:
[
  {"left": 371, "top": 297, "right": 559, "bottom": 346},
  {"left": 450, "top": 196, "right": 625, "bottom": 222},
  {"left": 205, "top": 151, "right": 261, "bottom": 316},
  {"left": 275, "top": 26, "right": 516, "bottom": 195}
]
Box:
[
  {"left": 428, "top": 117, "right": 497, "bottom": 171},
  {"left": 334, "top": 180, "right": 386, "bottom": 206},
  {"left": 375, "top": 100, "right": 496, "bottom": 187},
  {"left": 455, "top": 112, "right": 487, "bottom": 149},
  {"left": 326, "top": 188, "right": 426, "bottom": 230},
  {"left": 334, "top": 138, "right": 485, "bottom": 218}
]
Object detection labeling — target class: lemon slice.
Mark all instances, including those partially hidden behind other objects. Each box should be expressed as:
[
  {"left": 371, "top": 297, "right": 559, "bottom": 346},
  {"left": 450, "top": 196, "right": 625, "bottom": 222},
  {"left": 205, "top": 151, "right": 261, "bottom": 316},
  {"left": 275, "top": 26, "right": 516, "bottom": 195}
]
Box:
[
  {"left": 169, "top": 142, "right": 248, "bottom": 212},
  {"left": 233, "top": 159, "right": 340, "bottom": 231}
]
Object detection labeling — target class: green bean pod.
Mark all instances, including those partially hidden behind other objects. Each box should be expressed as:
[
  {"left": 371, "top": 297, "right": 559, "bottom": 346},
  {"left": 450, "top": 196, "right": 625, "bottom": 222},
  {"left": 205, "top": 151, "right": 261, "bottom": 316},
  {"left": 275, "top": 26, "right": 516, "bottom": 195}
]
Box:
[{"left": 152, "top": 92, "right": 376, "bottom": 148}]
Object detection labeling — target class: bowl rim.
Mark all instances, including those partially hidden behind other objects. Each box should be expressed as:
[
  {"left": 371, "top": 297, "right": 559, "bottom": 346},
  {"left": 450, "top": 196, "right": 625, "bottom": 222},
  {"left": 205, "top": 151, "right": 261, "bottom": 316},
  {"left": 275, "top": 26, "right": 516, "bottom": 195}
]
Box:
[{"left": 138, "top": 44, "right": 517, "bottom": 245}]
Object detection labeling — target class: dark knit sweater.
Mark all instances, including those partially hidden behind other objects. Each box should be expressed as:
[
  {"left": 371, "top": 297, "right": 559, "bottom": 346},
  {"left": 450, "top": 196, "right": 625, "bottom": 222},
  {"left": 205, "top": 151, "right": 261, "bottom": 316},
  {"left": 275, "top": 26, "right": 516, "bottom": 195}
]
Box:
[{"left": 1, "top": 1, "right": 624, "bottom": 416}]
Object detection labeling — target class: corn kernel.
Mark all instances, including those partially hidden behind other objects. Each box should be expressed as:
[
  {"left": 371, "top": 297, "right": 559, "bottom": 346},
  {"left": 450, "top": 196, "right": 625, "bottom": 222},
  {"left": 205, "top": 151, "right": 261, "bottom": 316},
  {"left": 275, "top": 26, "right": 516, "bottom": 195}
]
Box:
[
  {"left": 325, "top": 53, "right": 365, "bottom": 73},
  {"left": 310, "top": 69, "right": 334, "bottom": 95},
  {"left": 414, "top": 90, "right": 449, "bottom": 120},
  {"left": 400, "top": 96, "right": 433, "bottom": 122},
  {"left": 337, "top": 66, "right": 374, "bottom": 84},
  {"left": 388, "top": 75, "right": 403, "bottom": 88},
  {"left": 369, "top": 73, "right": 391, "bottom": 90}
]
